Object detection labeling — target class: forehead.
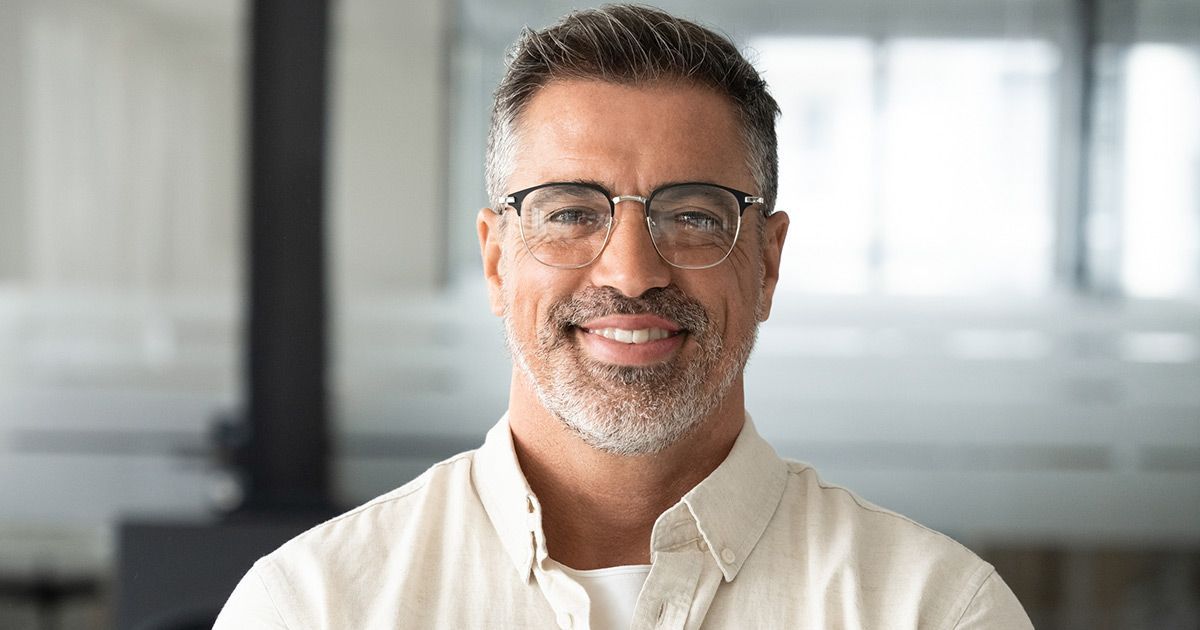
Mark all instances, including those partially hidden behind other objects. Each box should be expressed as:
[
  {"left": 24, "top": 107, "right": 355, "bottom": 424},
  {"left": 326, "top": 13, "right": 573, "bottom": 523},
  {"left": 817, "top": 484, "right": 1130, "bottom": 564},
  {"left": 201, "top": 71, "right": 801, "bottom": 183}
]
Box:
[{"left": 508, "top": 79, "right": 752, "bottom": 192}]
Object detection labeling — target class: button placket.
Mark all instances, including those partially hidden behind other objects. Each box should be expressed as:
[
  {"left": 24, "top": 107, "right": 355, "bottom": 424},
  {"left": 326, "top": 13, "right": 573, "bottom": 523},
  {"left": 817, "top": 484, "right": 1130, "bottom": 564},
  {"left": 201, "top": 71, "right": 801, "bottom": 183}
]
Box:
[
  {"left": 531, "top": 554, "right": 591, "bottom": 630},
  {"left": 631, "top": 549, "right": 704, "bottom": 630}
]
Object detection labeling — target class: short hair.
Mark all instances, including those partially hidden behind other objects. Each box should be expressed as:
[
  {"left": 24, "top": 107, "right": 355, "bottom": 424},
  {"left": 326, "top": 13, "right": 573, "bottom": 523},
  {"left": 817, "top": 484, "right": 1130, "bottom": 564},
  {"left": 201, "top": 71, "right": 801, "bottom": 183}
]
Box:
[{"left": 486, "top": 4, "right": 780, "bottom": 214}]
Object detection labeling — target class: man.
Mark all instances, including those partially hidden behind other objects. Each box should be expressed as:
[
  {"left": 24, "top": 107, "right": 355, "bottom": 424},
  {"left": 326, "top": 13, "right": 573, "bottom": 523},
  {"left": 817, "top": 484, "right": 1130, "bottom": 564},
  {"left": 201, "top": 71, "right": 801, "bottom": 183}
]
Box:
[{"left": 216, "top": 5, "right": 1033, "bottom": 629}]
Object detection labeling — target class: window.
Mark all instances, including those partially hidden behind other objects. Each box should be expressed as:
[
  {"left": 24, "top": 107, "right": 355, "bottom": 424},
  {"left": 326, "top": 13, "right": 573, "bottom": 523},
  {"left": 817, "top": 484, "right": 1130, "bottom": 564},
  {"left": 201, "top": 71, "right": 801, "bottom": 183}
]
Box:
[
  {"left": 757, "top": 36, "right": 1059, "bottom": 296},
  {"left": 1119, "top": 44, "right": 1200, "bottom": 298}
]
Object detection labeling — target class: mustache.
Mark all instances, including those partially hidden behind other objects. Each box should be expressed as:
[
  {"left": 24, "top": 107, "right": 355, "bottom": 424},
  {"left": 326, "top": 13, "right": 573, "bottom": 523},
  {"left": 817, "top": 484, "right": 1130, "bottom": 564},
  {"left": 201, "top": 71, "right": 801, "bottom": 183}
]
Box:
[{"left": 546, "top": 286, "right": 709, "bottom": 335}]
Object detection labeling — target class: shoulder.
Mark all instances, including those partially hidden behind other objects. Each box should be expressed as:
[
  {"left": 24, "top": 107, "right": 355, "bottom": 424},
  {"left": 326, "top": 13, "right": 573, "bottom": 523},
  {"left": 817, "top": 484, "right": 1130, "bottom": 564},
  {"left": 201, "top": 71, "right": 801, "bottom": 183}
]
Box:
[
  {"left": 771, "top": 461, "right": 1024, "bottom": 628},
  {"left": 270, "top": 450, "right": 477, "bottom": 565},
  {"left": 780, "top": 460, "right": 980, "bottom": 562},
  {"left": 223, "top": 451, "right": 484, "bottom": 626},
  {"left": 214, "top": 450, "right": 487, "bottom": 627}
]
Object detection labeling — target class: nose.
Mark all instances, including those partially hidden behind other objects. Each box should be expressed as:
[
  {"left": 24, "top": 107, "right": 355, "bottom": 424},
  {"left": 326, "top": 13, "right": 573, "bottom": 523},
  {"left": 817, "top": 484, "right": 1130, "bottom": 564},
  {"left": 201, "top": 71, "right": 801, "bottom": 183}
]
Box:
[{"left": 588, "top": 200, "right": 671, "bottom": 297}]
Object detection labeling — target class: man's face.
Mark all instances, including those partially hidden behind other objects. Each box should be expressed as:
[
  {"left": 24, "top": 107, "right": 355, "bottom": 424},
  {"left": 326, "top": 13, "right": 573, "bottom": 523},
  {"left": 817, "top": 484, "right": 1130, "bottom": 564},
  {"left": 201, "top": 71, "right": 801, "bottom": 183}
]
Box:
[{"left": 479, "top": 80, "right": 788, "bottom": 455}]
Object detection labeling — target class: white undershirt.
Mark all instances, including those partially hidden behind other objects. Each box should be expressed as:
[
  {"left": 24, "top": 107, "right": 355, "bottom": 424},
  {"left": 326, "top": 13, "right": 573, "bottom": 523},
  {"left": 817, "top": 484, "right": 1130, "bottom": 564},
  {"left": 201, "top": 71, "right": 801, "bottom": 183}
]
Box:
[{"left": 550, "top": 560, "right": 652, "bottom": 630}]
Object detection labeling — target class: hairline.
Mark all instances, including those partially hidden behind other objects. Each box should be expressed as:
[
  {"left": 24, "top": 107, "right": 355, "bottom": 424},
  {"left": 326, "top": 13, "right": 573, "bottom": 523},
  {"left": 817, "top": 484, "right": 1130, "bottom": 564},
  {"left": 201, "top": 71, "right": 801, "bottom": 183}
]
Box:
[{"left": 490, "top": 77, "right": 773, "bottom": 218}]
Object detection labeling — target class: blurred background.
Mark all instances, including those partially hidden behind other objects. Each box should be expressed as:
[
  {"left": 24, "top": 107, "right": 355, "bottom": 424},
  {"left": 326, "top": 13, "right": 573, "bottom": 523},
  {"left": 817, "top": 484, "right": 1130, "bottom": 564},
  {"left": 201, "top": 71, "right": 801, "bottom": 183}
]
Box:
[{"left": 0, "top": 0, "right": 1197, "bottom": 628}]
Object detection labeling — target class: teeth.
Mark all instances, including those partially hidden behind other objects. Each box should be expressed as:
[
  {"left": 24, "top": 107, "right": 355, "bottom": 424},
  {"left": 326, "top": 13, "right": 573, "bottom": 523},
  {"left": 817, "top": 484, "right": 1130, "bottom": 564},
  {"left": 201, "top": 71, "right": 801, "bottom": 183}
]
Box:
[{"left": 590, "top": 327, "right": 673, "bottom": 344}]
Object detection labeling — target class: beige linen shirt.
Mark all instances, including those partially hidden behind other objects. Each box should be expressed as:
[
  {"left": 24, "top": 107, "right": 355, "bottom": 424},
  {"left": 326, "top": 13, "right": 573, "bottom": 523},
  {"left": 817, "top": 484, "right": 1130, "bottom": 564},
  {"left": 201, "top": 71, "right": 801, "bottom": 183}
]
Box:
[{"left": 215, "top": 415, "right": 1032, "bottom": 629}]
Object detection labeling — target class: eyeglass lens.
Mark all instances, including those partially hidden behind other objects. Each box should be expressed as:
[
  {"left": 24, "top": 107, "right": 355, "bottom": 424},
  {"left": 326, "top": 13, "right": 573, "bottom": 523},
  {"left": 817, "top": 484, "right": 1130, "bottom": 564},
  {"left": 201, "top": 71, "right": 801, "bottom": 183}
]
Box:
[{"left": 517, "top": 183, "right": 742, "bottom": 269}]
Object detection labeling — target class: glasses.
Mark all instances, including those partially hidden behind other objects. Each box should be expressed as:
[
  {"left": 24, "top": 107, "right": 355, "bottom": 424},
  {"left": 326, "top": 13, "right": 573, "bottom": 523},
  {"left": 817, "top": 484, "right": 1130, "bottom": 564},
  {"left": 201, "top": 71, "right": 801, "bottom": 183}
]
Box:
[{"left": 493, "top": 182, "right": 764, "bottom": 270}]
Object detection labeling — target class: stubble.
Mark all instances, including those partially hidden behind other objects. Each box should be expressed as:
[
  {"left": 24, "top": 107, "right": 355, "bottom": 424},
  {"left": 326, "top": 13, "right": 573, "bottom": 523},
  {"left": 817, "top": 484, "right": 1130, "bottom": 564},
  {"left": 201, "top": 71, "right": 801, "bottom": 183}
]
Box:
[{"left": 504, "top": 285, "right": 758, "bottom": 456}]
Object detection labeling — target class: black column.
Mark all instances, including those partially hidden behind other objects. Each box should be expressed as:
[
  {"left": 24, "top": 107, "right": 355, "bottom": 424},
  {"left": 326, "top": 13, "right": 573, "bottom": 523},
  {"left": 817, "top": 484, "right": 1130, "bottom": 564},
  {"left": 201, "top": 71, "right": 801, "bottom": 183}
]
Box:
[
  {"left": 243, "top": 0, "right": 332, "bottom": 512},
  {"left": 1072, "top": 0, "right": 1100, "bottom": 292}
]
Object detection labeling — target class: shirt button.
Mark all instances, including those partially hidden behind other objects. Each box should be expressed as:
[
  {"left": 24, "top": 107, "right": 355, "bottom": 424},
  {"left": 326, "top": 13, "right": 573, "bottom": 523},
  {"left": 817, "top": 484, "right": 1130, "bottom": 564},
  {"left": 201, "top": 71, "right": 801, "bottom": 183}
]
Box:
[
  {"left": 556, "top": 612, "right": 573, "bottom": 628},
  {"left": 721, "top": 548, "right": 736, "bottom": 564},
  {"left": 697, "top": 539, "right": 709, "bottom": 552}
]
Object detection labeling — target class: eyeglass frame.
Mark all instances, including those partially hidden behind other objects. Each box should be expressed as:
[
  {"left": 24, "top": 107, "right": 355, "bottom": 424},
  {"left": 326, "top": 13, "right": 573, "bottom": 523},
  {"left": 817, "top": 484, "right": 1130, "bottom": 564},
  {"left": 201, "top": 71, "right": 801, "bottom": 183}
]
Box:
[{"left": 491, "top": 181, "right": 765, "bottom": 270}]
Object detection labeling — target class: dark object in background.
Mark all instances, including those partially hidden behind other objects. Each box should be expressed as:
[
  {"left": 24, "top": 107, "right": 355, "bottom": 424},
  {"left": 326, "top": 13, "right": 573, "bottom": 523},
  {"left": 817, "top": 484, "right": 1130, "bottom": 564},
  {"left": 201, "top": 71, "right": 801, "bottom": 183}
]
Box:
[
  {"left": 115, "top": 518, "right": 327, "bottom": 630},
  {"left": 0, "top": 571, "right": 99, "bottom": 630},
  {"left": 117, "top": 0, "right": 337, "bottom": 628},
  {"left": 241, "top": 0, "right": 333, "bottom": 514}
]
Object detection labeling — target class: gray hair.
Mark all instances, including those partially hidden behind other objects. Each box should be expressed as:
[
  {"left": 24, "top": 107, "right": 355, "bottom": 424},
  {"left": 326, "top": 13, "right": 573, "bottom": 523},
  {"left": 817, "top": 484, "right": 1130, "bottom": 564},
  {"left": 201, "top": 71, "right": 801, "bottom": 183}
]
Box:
[{"left": 486, "top": 4, "right": 780, "bottom": 214}]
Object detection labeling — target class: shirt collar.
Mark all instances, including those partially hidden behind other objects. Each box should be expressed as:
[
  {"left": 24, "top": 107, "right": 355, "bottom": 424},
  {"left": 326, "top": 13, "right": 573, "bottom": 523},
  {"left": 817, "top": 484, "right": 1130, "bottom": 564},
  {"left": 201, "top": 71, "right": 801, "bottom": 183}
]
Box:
[
  {"left": 678, "top": 414, "right": 789, "bottom": 582},
  {"left": 472, "top": 413, "right": 789, "bottom": 583},
  {"left": 472, "top": 414, "right": 542, "bottom": 582}
]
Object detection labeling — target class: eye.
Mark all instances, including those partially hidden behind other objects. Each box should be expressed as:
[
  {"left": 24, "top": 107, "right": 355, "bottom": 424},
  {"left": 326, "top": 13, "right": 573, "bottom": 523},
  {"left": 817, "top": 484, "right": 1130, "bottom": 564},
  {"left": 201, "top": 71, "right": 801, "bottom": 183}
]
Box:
[
  {"left": 672, "top": 209, "right": 724, "bottom": 231},
  {"left": 545, "top": 206, "right": 603, "bottom": 226}
]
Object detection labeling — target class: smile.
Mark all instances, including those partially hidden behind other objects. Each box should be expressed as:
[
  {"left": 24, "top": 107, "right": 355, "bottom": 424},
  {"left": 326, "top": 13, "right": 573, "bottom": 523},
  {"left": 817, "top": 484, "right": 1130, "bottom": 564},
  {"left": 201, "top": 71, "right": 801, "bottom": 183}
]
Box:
[
  {"left": 574, "top": 314, "right": 687, "bottom": 366},
  {"left": 583, "top": 327, "right": 675, "bottom": 344}
]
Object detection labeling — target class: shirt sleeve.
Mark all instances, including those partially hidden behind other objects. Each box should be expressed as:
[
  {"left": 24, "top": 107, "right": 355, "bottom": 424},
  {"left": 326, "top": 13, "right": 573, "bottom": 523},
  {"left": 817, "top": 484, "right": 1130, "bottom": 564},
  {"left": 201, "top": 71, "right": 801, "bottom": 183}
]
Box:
[
  {"left": 952, "top": 570, "right": 1034, "bottom": 630},
  {"left": 213, "top": 563, "right": 291, "bottom": 630}
]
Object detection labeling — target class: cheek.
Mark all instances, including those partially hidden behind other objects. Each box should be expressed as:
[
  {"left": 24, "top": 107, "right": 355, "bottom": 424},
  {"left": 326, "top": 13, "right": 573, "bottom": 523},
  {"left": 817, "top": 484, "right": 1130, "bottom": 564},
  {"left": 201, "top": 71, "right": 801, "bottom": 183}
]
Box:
[
  {"left": 498, "top": 231, "right": 538, "bottom": 314},
  {"left": 719, "top": 246, "right": 766, "bottom": 315},
  {"left": 502, "top": 255, "right": 572, "bottom": 330}
]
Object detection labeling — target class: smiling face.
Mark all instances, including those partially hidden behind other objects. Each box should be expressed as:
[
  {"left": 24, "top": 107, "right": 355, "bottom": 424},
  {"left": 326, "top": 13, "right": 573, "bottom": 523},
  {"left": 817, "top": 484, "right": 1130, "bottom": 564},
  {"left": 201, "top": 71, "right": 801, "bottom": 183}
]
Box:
[{"left": 479, "top": 79, "right": 788, "bottom": 455}]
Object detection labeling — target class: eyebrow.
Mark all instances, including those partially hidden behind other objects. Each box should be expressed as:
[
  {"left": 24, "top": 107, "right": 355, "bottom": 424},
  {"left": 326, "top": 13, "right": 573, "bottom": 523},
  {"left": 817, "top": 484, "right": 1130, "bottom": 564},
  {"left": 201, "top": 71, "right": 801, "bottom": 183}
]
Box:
[
  {"left": 561, "top": 177, "right": 614, "bottom": 193},
  {"left": 559, "top": 178, "right": 725, "bottom": 196}
]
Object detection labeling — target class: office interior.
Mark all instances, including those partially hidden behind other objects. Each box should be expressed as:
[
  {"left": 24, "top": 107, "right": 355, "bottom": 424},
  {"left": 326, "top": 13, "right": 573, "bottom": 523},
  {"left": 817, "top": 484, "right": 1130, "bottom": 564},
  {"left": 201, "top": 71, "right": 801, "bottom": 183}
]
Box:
[{"left": 0, "top": 0, "right": 1197, "bottom": 628}]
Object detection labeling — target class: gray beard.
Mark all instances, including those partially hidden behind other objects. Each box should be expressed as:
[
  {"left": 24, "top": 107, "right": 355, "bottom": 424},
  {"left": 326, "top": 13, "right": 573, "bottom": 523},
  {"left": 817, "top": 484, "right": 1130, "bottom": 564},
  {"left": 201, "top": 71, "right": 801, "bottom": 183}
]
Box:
[{"left": 504, "top": 286, "right": 758, "bottom": 456}]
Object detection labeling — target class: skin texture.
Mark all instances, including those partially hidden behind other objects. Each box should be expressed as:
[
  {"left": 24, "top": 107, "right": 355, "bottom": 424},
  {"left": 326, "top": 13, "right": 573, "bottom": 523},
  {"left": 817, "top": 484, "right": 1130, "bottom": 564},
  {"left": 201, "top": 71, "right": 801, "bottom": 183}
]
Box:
[{"left": 477, "top": 79, "right": 789, "bottom": 569}]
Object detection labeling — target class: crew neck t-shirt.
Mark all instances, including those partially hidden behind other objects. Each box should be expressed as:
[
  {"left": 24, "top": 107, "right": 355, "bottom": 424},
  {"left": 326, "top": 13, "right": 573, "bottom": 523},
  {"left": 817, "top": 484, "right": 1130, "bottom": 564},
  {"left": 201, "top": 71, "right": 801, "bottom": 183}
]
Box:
[{"left": 547, "top": 560, "right": 652, "bottom": 630}]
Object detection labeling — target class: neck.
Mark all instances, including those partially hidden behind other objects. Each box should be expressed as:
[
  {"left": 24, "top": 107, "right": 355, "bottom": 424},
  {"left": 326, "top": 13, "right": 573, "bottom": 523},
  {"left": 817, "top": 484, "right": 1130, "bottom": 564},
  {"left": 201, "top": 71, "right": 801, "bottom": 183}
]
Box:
[{"left": 507, "top": 372, "right": 745, "bottom": 570}]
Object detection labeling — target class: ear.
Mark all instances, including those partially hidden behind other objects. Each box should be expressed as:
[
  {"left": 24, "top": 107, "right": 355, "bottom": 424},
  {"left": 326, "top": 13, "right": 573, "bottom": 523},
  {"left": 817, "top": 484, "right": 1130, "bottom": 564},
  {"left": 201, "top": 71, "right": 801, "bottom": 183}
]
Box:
[
  {"left": 477, "top": 208, "right": 507, "bottom": 316},
  {"left": 756, "top": 211, "right": 789, "bottom": 322}
]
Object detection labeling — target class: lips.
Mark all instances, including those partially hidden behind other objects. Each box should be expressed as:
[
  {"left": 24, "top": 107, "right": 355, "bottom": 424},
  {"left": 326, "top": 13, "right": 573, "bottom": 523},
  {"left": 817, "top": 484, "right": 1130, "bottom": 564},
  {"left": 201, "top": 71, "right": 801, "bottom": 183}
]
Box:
[
  {"left": 586, "top": 326, "right": 674, "bottom": 344},
  {"left": 542, "top": 286, "right": 708, "bottom": 367},
  {"left": 580, "top": 314, "right": 682, "bottom": 342},
  {"left": 576, "top": 314, "right": 686, "bottom": 365}
]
